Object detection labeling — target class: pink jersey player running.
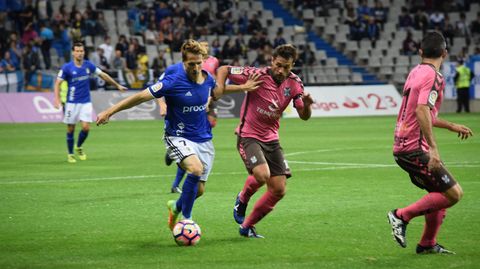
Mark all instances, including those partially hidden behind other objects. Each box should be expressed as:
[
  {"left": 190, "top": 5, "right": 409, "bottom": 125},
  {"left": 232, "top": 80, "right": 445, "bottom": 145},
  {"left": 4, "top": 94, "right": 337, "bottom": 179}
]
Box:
[
  {"left": 216, "top": 44, "right": 314, "bottom": 238},
  {"left": 387, "top": 31, "right": 473, "bottom": 254}
]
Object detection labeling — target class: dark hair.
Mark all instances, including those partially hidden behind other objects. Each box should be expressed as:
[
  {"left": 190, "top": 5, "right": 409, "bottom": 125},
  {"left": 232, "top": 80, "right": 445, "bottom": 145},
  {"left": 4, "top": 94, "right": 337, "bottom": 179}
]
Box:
[
  {"left": 72, "top": 42, "right": 84, "bottom": 51},
  {"left": 273, "top": 44, "right": 298, "bottom": 61},
  {"left": 420, "top": 31, "right": 446, "bottom": 58}
]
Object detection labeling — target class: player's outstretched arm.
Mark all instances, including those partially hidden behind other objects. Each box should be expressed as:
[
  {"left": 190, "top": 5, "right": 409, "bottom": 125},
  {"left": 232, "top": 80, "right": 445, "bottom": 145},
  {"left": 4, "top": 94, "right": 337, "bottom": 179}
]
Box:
[
  {"left": 416, "top": 104, "right": 441, "bottom": 170},
  {"left": 296, "top": 92, "right": 314, "bottom": 121},
  {"left": 53, "top": 78, "right": 63, "bottom": 109},
  {"left": 433, "top": 118, "right": 473, "bottom": 140},
  {"left": 98, "top": 71, "right": 128, "bottom": 92},
  {"left": 213, "top": 66, "right": 262, "bottom": 99},
  {"left": 96, "top": 89, "right": 154, "bottom": 125}
]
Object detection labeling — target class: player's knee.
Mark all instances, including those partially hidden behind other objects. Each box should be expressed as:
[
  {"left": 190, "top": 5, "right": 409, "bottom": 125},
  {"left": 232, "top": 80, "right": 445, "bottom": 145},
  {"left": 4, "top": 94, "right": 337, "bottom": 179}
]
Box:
[
  {"left": 446, "top": 184, "right": 463, "bottom": 205},
  {"left": 189, "top": 164, "right": 204, "bottom": 177},
  {"left": 253, "top": 172, "right": 269, "bottom": 184},
  {"left": 270, "top": 187, "right": 285, "bottom": 199},
  {"left": 82, "top": 126, "right": 90, "bottom": 132}
]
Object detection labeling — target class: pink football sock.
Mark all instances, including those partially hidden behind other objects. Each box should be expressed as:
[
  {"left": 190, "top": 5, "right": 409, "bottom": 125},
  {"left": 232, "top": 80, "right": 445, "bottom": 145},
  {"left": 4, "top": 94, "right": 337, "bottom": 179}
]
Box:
[
  {"left": 397, "top": 192, "right": 451, "bottom": 222},
  {"left": 419, "top": 208, "right": 446, "bottom": 247},
  {"left": 242, "top": 190, "right": 282, "bottom": 228},
  {"left": 239, "top": 175, "right": 263, "bottom": 203}
]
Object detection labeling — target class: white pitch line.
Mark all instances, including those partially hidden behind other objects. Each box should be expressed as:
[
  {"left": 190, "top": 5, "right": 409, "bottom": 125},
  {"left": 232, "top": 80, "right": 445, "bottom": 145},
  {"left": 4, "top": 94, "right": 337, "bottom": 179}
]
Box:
[{"left": 288, "top": 160, "right": 394, "bottom": 167}]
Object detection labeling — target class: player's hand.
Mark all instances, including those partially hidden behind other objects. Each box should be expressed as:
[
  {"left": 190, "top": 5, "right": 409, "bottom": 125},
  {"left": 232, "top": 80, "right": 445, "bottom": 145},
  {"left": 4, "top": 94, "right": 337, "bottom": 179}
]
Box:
[
  {"left": 302, "top": 92, "right": 314, "bottom": 107},
  {"left": 159, "top": 108, "right": 166, "bottom": 117},
  {"left": 243, "top": 73, "right": 262, "bottom": 92},
  {"left": 96, "top": 111, "right": 111, "bottom": 126},
  {"left": 427, "top": 148, "right": 442, "bottom": 171},
  {"left": 54, "top": 99, "right": 61, "bottom": 109},
  {"left": 117, "top": 85, "right": 128, "bottom": 92},
  {"left": 450, "top": 124, "right": 473, "bottom": 140}
]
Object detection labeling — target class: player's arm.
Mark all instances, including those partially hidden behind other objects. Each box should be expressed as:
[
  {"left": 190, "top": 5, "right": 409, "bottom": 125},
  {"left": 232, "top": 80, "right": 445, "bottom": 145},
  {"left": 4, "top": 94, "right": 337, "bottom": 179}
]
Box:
[
  {"left": 433, "top": 118, "right": 473, "bottom": 140},
  {"left": 96, "top": 89, "right": 154, "bottom": 125},
  {"left": 53, "top": 77, "right": 63, "bottom": 109},
  {"left": 295, "top": 92, "right": 314, "bottom": 121},
  {"left": 415, "top": 104, "right": 441, "bottom": 171},
  {"left": 213, "top": 66, "right": 262, "bottom": 99},
  {"left": 98, "top": 70, "right": 128, "bottom": 92},
  {"left": 157, "top": 97, "right": 167, "bottom": 117}
]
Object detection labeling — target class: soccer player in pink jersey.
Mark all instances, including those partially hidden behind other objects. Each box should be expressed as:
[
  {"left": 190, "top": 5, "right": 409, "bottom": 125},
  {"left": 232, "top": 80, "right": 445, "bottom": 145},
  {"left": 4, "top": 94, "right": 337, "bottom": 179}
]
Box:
[
  {"left": 387, "top": 32, "right": 473, "bottom": 254},
  {"left": 216, "top": 44, "right": 314, "bottom": 238}
]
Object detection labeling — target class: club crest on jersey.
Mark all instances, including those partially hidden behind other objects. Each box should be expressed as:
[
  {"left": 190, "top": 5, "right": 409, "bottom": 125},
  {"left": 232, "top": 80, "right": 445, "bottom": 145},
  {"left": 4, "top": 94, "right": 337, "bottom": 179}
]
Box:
[
  {"left": 86, "top": 69, "right": 90, "bottom": 74},
  {"left": 230, "top": 67, "right": 244, "bottom": 75},
  {"left": 151, "top": 82, "right": 163, "bottom": 92},
  {"left": 284, "top": 87, "right": 291, "bottom": 97},
  {"left": 428, "top": 90, "right": 438, "bottom": 106}
]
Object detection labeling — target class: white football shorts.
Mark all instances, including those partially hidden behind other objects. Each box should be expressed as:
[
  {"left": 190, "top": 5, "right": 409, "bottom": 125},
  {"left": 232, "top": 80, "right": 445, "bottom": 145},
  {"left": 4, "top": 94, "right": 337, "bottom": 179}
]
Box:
[
  {"left": 164, "top": 135, "right": 215, "bottom": 182},
  {"left": 63, "top": 102, "right": 93, "bottom": 124}
]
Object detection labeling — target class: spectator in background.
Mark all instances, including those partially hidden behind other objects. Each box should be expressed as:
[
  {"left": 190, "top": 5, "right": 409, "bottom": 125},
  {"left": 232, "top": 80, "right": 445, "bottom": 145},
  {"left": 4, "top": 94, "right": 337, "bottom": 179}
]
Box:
[
  {"left": 91, "top": 47, "right": 110, "bottom": 71},
  {"left": 0, "top": 51, "right": 18, "bottom": 72},
  {"left": 471, "top": 12, "right": 480, "bottom": 43},
  {"left": 356, "top": 0, "right": 371, "bottom": 23},
  {"left": 145, "top": 23, "right": 158, "bottom": 45},
  {"left": 70, "top": 11, "right": 84, "bottom": 41},
  {"left": 442, "top": 15, "right": 455, "bottom": 46},
  {"left": 22, "top": 43, "right": 40, "bottom": 84},
  {"left": 53, "top": 23, "right": 71, "bottom": 63},
  {"left": 429, "top": 10, "right": 445, "bottom": 29},
  {"left": 125, "top": 44, "right": 137, "bottom": 70},
  {"left": 39, "top": 22, "right": 54, "bottom": 70},
  {"left": 299, "top": 44, "right": 316, "bottom": 66},
  {"left": 111, "top": 49, "right": 125, "bottom": 71},
  {"left": 344, "top": 1, "right": 358, "bottom": 27},
  {"left": 456, "top": 12, "right": 471, "bottom": 45},
  {"left": 402, "top": 31, "right": 418, "bottom": 56},
  {"left": 454, "top": 59, "right": 472, "bottom": 113},
  {"left": 21, "top": 23, "right": 38, "bottom": 46},
  {"left": 211, "top": 39, "right": 221, "bottom": 57},
  {"left": 95, "top": 11, "right": 109, "bottom": 37},
  {"left": 413, "top": 9, "right": 429, "bottom": 33},
  {"left": 136, "top": 47, "right": 149, "bottom": 73},
  {"left": 247, "top": 13, "right": 262, "bottom": 34},
  {"left": 273, "top": 29, "right": 287, "bottom": 48},
  {"left": 398, "top": 7, "right": 413, "bottom": 29},
  {"left": 134, "top": 13, "right": 147, "bottom": 35},
  {"left": 99, "top": 36, "right": 113, "bottom": 65},
  {"left": 151, "top": 49, "right": 167, "bottom": 79},
  {"left": 366, "top": 17, "right": 380, "bottom": 45},
  {"left": 115, "top": 35, "right": 129, "bottom": 57},
  {"left": 372, "top": 0, "right": 387, "bottom": 28}
]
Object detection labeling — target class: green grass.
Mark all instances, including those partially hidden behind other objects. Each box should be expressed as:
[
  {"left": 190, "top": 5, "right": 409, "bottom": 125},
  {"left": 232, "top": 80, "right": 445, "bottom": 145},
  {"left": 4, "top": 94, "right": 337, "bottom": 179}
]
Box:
[{"left": 0, "top": 114, "right": 479, "bottom": 269}]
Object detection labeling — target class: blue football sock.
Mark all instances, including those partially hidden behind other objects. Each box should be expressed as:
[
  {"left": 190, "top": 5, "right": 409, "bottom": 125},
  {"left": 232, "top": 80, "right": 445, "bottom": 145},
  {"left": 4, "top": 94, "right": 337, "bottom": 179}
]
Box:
[
  {"left": 179, "top": 174, "right": 201, "bottom": 219},
  {"left": 77, "top": 130, "right": 89, "bottom": 147},
  {"left": 172, "top": 167, "right": 186, "bottom": 188},
  {"left": 67, "top": 132, "right": 74, "bottom": 154}
]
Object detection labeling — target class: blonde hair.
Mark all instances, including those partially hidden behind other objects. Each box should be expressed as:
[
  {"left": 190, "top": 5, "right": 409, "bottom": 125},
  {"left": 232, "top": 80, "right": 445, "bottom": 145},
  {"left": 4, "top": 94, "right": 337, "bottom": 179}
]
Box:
[{"left": 181, "top": 39, "right": 207, "bottom": 61}]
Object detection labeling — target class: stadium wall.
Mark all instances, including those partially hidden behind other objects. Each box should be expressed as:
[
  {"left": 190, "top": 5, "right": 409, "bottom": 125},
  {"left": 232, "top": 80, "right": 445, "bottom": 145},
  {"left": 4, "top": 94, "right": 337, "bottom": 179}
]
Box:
[{"left": 1, "top": 85, "right": 478, "bottom": 123}]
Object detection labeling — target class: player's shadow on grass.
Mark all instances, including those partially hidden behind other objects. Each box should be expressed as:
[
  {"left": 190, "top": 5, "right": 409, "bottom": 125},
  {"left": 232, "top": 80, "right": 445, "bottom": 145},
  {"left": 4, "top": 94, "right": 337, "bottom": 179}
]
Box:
[{"left": 135, "top": 236, "right": 253, "bottom": 250}]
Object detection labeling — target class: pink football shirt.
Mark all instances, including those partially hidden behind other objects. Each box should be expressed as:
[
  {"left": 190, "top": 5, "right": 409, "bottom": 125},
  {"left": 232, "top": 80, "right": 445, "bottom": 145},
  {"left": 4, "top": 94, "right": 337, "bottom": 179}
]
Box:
[
  {"left": 227, "top": 66, "right": 304, "bottom": 142},
  {"left": 203, "top": 56, "right": 219, "bottom": 78},
  {"left": 393, "top": 63, "right": 445, "bottom": 154}
]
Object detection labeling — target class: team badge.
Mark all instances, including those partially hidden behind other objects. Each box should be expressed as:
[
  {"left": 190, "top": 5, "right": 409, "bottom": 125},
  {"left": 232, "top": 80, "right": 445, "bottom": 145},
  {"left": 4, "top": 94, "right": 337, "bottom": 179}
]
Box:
[
  {"left": 151, "top": 82, "right": 163, "bottom": 92},
  {"left": 250, "top": 156, "right": 257, "bottom": 164},
  {"left": 230, "top": 67, "right": 244, "bottom": 75},
  {"left": 428, "top": 90, "right": 438, "bottom": 106},
  {"left": 86, "top": 69, "right": 90, "bottom": 74},
  {"left": 284, "top": 87, "right": 291, "bottom": 97}
]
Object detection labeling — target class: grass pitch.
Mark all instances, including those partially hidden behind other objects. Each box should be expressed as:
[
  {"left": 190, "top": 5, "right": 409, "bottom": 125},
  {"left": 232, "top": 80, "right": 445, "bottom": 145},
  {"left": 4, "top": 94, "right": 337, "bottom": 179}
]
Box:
[{"left": 1, "top": 113, "right": 479, "bottom": 269}]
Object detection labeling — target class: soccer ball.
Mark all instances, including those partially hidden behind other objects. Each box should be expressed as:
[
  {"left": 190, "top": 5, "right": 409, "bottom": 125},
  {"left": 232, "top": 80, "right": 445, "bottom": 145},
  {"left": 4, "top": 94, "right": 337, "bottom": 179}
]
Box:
[{"left": 172, "top": 219, "right": 201, "bottom": 246}]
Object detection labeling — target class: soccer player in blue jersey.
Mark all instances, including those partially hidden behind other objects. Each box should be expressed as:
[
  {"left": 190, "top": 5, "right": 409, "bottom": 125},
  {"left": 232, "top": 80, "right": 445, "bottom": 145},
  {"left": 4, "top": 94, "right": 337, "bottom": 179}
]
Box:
[
  {"left": 96, "top": 39, "right": 261, "bottom": 230},
  {"left": 54, "top": 42, "right": 127, "bottom": 163}
]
